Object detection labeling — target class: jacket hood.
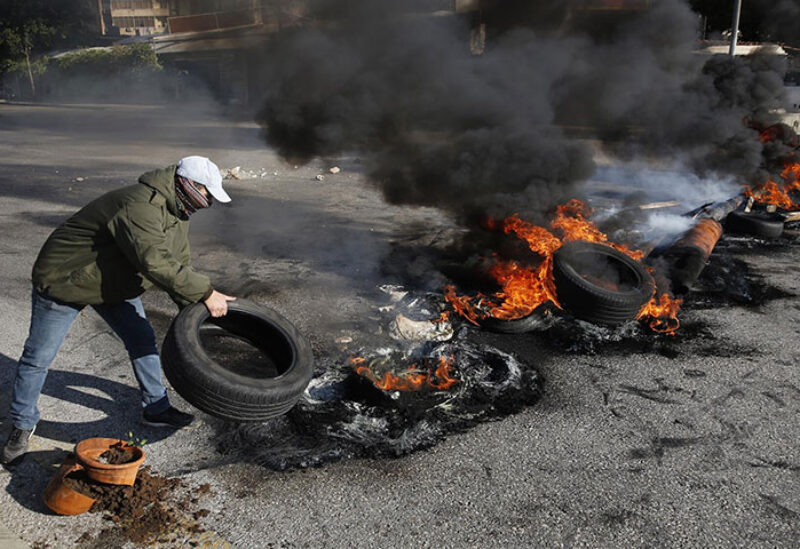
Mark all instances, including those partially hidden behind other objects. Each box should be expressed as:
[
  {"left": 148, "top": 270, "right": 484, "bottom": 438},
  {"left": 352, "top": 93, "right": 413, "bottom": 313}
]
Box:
[{"left": 138, "top": 165, "right": 181, "bottom": 218}]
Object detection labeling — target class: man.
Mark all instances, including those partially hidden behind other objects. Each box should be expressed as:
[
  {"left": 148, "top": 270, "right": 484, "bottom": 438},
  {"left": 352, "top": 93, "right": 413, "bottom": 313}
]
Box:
[{"left": 2, "top": 156, "right": 235, "bottom": 465}]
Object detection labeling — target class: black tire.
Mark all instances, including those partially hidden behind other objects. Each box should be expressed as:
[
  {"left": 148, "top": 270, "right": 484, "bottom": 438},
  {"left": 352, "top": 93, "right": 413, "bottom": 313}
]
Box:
[
  {"left": 161, "top": 298, "right": 314, "bottom": 423},
  {"left": 724, "top": 210, "right": 784, "bottom": 239},
  {"left": 475, "top": 303, "right": 555, "bottom": 334},
  {"left": 552, "top": 241, "right": 655, "bottom": 326}
]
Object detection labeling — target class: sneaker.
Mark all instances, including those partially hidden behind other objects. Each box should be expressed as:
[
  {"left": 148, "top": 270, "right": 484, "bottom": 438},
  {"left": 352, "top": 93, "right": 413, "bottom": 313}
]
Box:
[
  {"left": 142, "top": 406, "right": 195, "bottom": 428},
  {"left": 2, "top": 427, "right": 35, "bottom": 465}
]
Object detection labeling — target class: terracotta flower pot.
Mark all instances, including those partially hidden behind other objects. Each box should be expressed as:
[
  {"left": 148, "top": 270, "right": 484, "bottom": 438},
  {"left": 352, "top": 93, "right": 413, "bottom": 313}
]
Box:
[
  {"left": 43, "top": 455, "right": 97, "bottom": 516},
  {"left": 74, "top": 437, "right": 145, "bottom": 486}
]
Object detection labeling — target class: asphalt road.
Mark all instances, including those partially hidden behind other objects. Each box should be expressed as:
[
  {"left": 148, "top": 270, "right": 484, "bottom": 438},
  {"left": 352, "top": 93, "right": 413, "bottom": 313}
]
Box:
[{"left": 1, "top": 102, "right": 800, "bottom": 548}]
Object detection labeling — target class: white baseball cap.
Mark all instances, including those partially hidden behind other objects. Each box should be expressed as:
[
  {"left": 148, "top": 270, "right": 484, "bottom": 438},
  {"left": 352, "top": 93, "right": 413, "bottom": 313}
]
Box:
[{"left": 176, "top": 156, "right": 231, "bottom": 203}]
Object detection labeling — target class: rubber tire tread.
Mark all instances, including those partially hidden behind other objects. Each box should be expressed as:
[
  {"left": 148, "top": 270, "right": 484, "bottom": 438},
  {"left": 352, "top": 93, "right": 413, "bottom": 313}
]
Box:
[
  {"left": 553, "top": 241, "right": 655, "bottom": 326},
  {"left": 475, "top": 303, "right": 554, "bottom": 334},
  {"left": 724, "top": 211, "right": 784, "bottom": 239},
  {"left": 477, "top": 314, "right": 546, "bottom": 334},
  {"left": 162, "top": 298, "right": 314, "bottom": 422}
]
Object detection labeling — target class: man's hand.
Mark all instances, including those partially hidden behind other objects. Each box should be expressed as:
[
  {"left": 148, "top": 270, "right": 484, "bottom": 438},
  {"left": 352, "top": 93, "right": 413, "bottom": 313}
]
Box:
[{"left": 204, "top": 290, "right": 235, "bottom": 317}]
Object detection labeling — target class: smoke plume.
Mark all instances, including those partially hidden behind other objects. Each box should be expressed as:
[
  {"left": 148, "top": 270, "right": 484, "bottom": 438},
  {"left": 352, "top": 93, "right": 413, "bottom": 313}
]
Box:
[{"left": 256, "top": 0, "right": 791, "bottom": 224}]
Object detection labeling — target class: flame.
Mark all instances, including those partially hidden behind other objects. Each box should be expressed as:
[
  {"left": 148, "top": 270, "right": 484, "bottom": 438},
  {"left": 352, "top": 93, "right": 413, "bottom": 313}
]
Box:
[
  {"left": 637, "top": 292, "right": 683, "bottom": 334},
  {"left": 551, "top": 199, "right": 644, "bottom": 260},
  {"left": 487, "top": 255, "right": 559, "bottom": 318},
  {"left": 471, "top": 213, "right": 564, "bottom": 320},
  {"left": 784, "top": 161, "right": 800, "bottom": 191},
  {"left": 433, "top": 311, "right": 450, "bottom": 324},
  {"left": 759, "top": 126, "right": 781, "bottom": 144},
  {"left": 744, "top": 180, "right": 796, "bottom": 209},
  {"left": 351, "top": 355, "right": 460, "bottom": 392},
  {"left": 503, "top": 213, "right": 562, "bottom": 255},
  {"left": 444, "top": 199, "right": 680, "bottom": 333},
  {"left": 744, "top": 160, "right": 800, "bottom": 209},
  {"left": 443, "top": 285, "right": 484, "bottom": 326}
]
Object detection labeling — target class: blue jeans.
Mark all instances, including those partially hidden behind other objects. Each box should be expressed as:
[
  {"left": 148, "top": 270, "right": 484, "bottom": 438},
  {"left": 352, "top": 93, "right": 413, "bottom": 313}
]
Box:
[{"left": 8, "top": 289, "right": 171, "bottom": 430}]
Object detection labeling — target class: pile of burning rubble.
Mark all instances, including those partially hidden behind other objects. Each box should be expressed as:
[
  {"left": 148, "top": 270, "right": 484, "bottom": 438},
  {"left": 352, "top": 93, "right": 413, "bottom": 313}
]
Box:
[
  {"left": 211, "top": 0, "right": 800, "bottom": 471},
  {"left": 443, "top": 199, "right": 682, "bottom": 334},
  {"left": 216, "top": 321, "right": 542, "bottom": 469},
  {"left": 216, "top": 154, "right": 800, "bottom": 470}
]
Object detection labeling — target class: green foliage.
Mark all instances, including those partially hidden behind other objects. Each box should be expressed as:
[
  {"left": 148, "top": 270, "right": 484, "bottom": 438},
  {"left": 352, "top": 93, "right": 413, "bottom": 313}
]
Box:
[
  {"left": 0, "top": 0, "right": 98, "bottom": 95},
  {"left": 0, "top": 18, "right": 56, "bottom": 62},
  {"left": 0, "top": 0, "right": 96, "bottom": 50},
  {"left": 25, "top": 42, "right": 172, "bottom": 103},
  {"left": 54, "top": 43, "right": 162, "bottom": 73},
  {"left": 125, "top": 431, "right": 147, "bottom": 448},
  {"left": 3, "top": 56, "right": 49, "bottom": 79}
]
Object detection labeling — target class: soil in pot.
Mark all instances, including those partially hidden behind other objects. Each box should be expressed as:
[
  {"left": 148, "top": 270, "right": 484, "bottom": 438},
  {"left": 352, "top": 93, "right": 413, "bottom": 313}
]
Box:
[
  {"left": 75, "top": 437, "right": 145, "bottom": 485},
  {"left": 99, "top": 442, "right": 138, "bottom": 465},
  {"left": 63, "top": 469, "right": 108, "bottom": 499}
]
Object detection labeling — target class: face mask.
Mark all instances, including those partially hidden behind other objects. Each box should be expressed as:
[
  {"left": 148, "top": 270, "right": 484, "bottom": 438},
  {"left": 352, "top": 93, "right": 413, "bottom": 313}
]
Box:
[{"left": 175, "top": 175, "right": 210, "bottom": 218}]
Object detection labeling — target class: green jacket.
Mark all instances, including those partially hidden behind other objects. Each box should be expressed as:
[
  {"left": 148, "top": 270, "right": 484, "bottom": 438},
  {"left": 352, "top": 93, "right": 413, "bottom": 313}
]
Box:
[{"left": 32, "top": 165, "right": 213, "bottom": 306}]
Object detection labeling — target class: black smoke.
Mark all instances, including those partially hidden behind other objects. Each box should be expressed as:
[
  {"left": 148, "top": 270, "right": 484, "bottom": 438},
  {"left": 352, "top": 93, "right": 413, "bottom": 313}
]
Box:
[
  {"left": 255, "top": 0, "right": 791, "bottom": 225},
  {"left": 754, "top": 0, "right": 800, "bottom": 45}
]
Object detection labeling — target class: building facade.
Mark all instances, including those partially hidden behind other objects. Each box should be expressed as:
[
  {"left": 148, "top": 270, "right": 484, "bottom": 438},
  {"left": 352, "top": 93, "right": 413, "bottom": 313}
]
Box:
[
  {"left": 107, "top": 0, "right": 171, "bottom": 36},
  {"left": 104, "top": 0, "right": 258, "bottom": 37}
]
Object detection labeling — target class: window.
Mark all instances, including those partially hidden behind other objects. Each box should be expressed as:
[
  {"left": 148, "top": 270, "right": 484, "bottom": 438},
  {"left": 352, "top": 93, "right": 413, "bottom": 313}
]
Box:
[
  {"left": 113, "top": 15, "right": 156, "bottom": 27},
  {"left": 111, "top": 0, "right": 153, "bottom": 9}
]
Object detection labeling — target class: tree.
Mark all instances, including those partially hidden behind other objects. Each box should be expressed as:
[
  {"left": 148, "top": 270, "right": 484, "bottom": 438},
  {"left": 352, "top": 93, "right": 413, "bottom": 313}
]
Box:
[
  {"left": 0, "top": 0, "right": 98, "bottom": 98},
  {"left": 0, "top": 20, "right": 55, "bottom": 96}
]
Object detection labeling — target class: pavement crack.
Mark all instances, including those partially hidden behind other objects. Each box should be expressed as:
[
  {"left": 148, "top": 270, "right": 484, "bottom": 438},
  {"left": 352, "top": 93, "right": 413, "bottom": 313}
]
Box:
[
  {"left": 749, "top": 458, "right": 800, "bottom": 471},
  {"left": 761, "top": 391, "right": 786, "bottom": 407},
  {"left": 760, "top": 494, "right": 800, "bottom": 524},
  {"left": 617, "top": 384, "right": 679, "bottom": 404}
]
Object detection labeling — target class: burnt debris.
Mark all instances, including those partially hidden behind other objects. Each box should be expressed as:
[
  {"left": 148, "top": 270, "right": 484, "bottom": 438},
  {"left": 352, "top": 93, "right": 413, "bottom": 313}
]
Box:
[
  {"left": 214, "top": 340, "right": 542, "bottom": 470},
  {"left": 209, "top": 219, "right": 798, "bottom": 470},
  {"left": 212, "top": 0, "right": 800, "bottom": 470}
]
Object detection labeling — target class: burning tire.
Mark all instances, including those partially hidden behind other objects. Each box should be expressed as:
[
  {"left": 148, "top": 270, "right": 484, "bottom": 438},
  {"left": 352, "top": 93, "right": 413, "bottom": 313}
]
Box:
[
  {"left": 476, "top": 304, "right": 554, "bottom": 334},
  {"left": 161, "top": 299, "right": 314, "bottom": 423},
  {"left": 552, "top": 241, "right": 655, "bottom": 326},
  {"left": 724, "top": 210, "right": 784, "bottom": 239}
]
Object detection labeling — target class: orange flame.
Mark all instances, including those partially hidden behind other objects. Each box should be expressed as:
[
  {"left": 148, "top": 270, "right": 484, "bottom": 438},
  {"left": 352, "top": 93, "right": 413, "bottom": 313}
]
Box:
[
  {"left": 487, "top": 255, "right": 559, "bottom": 319},
  {"left": 784, "top": 161, "right": 800, "bottom": 192},
  {"left": 744, "top": 180, "right": 796, "bottom": 209},
  {"left": 433, "top": 311, "right": 450, "bottom": 324},
  {"left": 552, "top": 199, "right": 644, "bottom": 260},
  {"left": 759, "top": 126, "right": 781, "bottom": 144},
  {"left": 444, "top": 199, "right": 681, "bottom": 333},
  {"left": 351, "top": 355, "right": 460, "bottom": 392},
  {"left": 637, "top": 292, "right": 683, "bottom": 334},
  {"left": 744, "top": 160, "right": 800, "bottom": 209}
]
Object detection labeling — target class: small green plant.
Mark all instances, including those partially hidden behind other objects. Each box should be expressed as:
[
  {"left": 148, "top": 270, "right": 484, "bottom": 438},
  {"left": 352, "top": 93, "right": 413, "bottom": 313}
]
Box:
[{"left": 125, "top": 431, "right": 147, "bottom": 447}]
